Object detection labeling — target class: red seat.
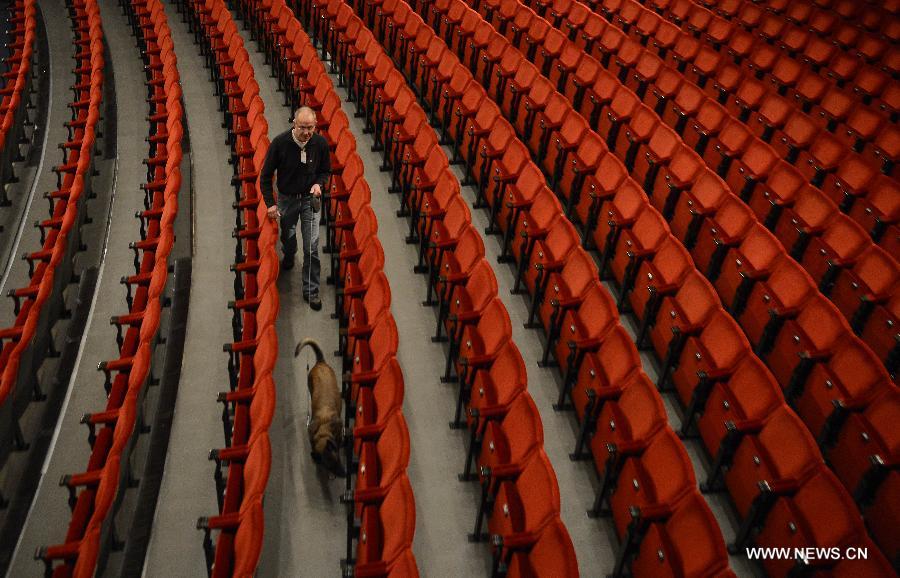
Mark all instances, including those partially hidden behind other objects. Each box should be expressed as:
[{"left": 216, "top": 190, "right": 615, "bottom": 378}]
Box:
[
  {"left": 608, "top": 207, "right": 668, "bottom": 291},
  {"left": 335, "top": 233, "right": 384, "bottom": 325},
  {"left": 516, "top": 76, "right": 554, "bottom": 147},
  {"left": 495, "top": 166, "right": 551, "bottom": 257},
  {"left": 748, "top": 161, "right": 806, "bottom": 230},
  {"left": 725, "top": 140, "right": 778, "bottom": 203},
  {"left": 691, "top": 195, "right": 756, "bottom": 282},
  {"left": 555, "top": 132, "right": 606, "bottom": 218},
  {"left": 617, "top": 492, "right": 732, "bottom": 578},
  {"left": 826, "top": 382, "right": 899, "bottom": 500},
  {"left": 590, "top": 180, "right": 646, "bottom": 258},
  {"left": 604, "top": 426, "right": 697, "bottom": 541},
  {"left": 860, "top": 291, "right": 900, "bottom": 379},
  {"left": 534, "top": 248, "right": 599, "bottom": 347},
  {"left": 799, "top": 336, "right": 892, "bottom": 448},
  {"left": 632, "top": 123, "right": 680, "bottom": 197},
  {"left": 714, "top": 225, "right": 782, "bottom": 315},
  {"left": 487, "top": 450, "right": 561, "bottom": 571},
  {"left": 345, "top": 315, "right": 399, "bottom": 408},
  {"left": 697, "top": 356, "right": 784, "bottom": 460},
  {"left": 620, "top": 106, "right": 657, "bottom": 173},
  {"left": 798, "top": 132, "right": 847, "bottom": 188},
  {"left": 540, "top": 111, "right": 588, "bottom": 191},
  {"left": 739, "top": 465, "right": 867, "bottom": 578},
  {"left": 570, "top": 325, "right": 641, "bottom": 447},
  {"left": 829, "top": 245, "right": 899, "bottom": 333},
  {"left": 714, "top": 404, "right": 822, "bottom": 521},
  {"left": 799, "top": 213, "right": 870, "bottom": 292},
  {"left": 353, "top": 475, "right": 417, "bottom": 575},
  {"left": 573, "top": 153, "right": 628, "bottom": 242},
  {"left": 516, "top": 216, "right": 578, "bottom": 299},
  {"left": 339, "top": 265, "right": 391, "bottom": 357},
  {"left": 552, "top": 283, "right": 619, "bottom": 409},
  {"left": 669, "top": 172, "right": 729, "bottom": 249},
  {"left": 452, "top": 298, "right": 513, "bottom": 427},
  {"left": 458, "top": 341, "right": 527, "bottom": 475},
  {"left": 738, "top": 256, "right": 816, "bottom": 356},
  {"left": 847, "top": 174, "right": 899, "bottom": 243},
  {"left": 625, "top": 234, "right": 692, "bottom": 321},
  {"left": 670, "top": 310, "right": 751, "bottom": 435},
  {"left": 353, "top": 412, "right": 411, "bottom": 520},
  {"left": 481, "top": 142, "right": 532, "bottom": 229},
  {"left": 643, "top": 271, "right": 719, "bottom": 379},
  {"left": 765, "top": 294, "right": 852, "bottom": 399},
  {"left": 352, "top": 358, "right": 405, "bottom": 452},
  {"left": 474, "top": 392, "right": 544, "bottom": 516},
  {"left": 505, "top": 518, "right": 578, "bottom": 578},
  {"left": 507, "top": 188, "right": 564, "bottom": 278},
  {"left": 435, "top": 255, "right": 497, "bottom": 342},
  {"left": 589, "top": 373, "right": 668, "bottom": 515}
]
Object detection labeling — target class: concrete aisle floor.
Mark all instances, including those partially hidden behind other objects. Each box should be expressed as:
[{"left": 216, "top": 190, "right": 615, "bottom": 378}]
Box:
[
  {"left": 140, "top": 2, "right": 239, "bottom": 575},
  {"left": 236, "top": 34, "right": 347, "bottom": 577},
  {"left": 4, "top": 0, "right": 148, "bottom": 572}
]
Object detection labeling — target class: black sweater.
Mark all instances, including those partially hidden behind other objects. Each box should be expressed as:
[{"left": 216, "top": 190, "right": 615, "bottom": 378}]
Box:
[{"left": 260, "top": 130, "right": 331, "bottom": 207}]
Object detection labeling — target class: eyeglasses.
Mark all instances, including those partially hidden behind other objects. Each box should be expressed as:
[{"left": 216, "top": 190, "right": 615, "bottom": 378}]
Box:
[{"left": 294, "top": 123, "right": 315, "bottom": 130}]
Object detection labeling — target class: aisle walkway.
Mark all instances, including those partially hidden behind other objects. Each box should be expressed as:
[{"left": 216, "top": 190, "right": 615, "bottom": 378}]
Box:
[
  {"left": 226, "top": 16, "right": 482, "bottom": 577},
  {"left": 140, "top": 2, "right": 235, "bottom": 575},
  {"left": 238, "top": 38, "right": 346, "bottom": 577}
]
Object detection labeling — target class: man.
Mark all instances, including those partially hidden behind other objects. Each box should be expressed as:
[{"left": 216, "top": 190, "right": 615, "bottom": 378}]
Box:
[{"left": 260, "top": 106, "right": 331, "bottom": 311}]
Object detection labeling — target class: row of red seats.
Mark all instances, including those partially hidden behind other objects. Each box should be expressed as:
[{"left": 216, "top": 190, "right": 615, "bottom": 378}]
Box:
[
  {"left": 0, "top": 0, "right": 38, "bottom": 508},
  {"left": 1, "top": 0, "right": 99, "bottom": 515},
  {"left": 179, "top": 1, "right": 274, "bottom": 576},
  {"left": 345, "top": 0, "right": 745, "bottom": 575},
  {"left": 595, "top": 0, "right": 900, "bottom": 374},
  {"left": 0, "top": 0, "right": 36, "bottom": 203},
  {"left": 33, "top": 0, "right": 171, "bottom": 576},
  {"left": 461, "top": 0, "right": 900, "bottom": 567},
  {"left": 426, "top": 0, "right": 898, "bottom": 405},
  {"left": 356, "top": 0, "right": 900, "bottom": 572},
  {"left": 290, "top": 0, "right": 588, "bottom": 573},
  {"left": 614, "top": 0, "right": 899, "bottom": 179},
  {"left": 496, "top": 0, "right": 900, "bottom": 490},
  {"left": 223, "top": 0, "right": 424, "bottom": 574},
  {"left": 475, "top": 0, "right": 900, "bottom": 275},
  {"left": 679, "top": 0, "right": 900, "bottom": 39},
  {"left": 631, "top": 0, "right": 899, "bottom": 87},
  {"left": 502, "top": 0, "right": 900, "bottom": 374},
  {"left": 477, "top": 0, "right": 900, "bottom": 429},
  {"left": 576, "top": 0, "right": 899, "bottom": 168}
]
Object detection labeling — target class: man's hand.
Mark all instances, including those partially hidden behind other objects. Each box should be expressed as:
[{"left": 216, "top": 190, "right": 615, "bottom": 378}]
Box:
[
  {"left": 310, "top": 183, "right": 322, "bottom": 197},
  {"left": 267, "top": 205, "right": 280, "bottom": 220}
]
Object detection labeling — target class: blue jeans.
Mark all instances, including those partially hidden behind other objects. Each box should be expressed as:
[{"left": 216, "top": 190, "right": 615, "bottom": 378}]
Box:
[{"left": 278, "top": 195, "right": 320, "bottom": 296}]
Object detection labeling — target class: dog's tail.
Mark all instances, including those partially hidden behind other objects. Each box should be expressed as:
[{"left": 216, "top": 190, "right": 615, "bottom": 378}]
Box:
[{"left": 294, "top": 338, "right": 325, "bottom": 364}]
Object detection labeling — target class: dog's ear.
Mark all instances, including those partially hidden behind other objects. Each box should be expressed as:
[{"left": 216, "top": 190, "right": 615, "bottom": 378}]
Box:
[
  {"left": 330, "top": 416, "right": 344, "bottom": 444},
  {"left": 310, "top": 451, "right": 322, "bottom": 464},
  {"left": 323, "top": 439, "right": 347, "bottom": 478}
]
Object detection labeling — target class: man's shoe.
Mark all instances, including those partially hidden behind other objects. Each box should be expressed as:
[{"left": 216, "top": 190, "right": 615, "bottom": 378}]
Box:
[
  {"left": 281, "top": 257, "right": 294, "bottom": 271},
  {"left": 305, "top": 293, "right": 322, "bottom": 311}
]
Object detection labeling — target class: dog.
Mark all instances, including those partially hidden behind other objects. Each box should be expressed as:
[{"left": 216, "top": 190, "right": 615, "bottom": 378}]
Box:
[{"left": 296, "top": 338, "right": 347, "bottom": 478}]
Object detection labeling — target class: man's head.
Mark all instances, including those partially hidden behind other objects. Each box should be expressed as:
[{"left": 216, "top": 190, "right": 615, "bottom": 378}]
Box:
[{"left": 292, "top": 106, "right": 317, "bottom": 144}]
